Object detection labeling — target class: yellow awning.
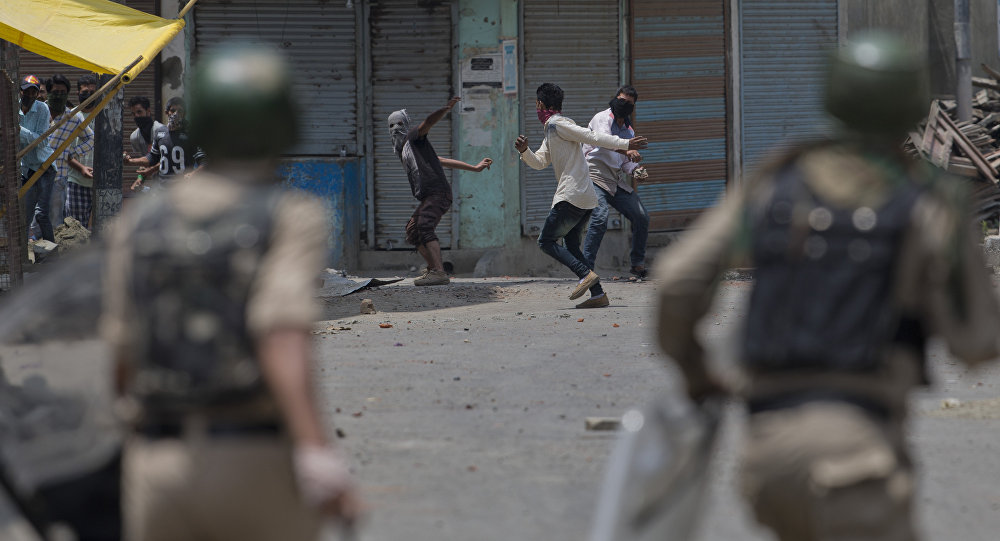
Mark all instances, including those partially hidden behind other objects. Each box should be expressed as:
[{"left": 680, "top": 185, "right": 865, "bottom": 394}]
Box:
[{"left": 0, "top": 0, "right": 185, "bottom": 83}]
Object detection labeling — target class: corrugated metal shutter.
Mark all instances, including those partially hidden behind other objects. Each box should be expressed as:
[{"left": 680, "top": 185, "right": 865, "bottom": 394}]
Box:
[
  {"left": 521, "top": 0, "right": 620, "bottom": 236},
  {"left": 631, "top": 0, "right": 728, "bottom": 231},
  {"left": 740, "top": 0, "right": 838, "bottom": 175},
  {"left": 17, "top": 0, "right": 158, "bottom": 195},
  {"left": 371, "top": 0, "right": 453, "bottom": 249},
  {"left": 194, "top": 0, "right": 357, "bottom": 156}
]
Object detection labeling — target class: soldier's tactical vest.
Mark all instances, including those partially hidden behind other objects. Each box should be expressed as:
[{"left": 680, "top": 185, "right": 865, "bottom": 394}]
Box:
[
  {"left": 128, "top": 189, "right": 279, "bottom": 414},
  {"left": 743, "top": 161, "right": 925, "bottom": 374}
]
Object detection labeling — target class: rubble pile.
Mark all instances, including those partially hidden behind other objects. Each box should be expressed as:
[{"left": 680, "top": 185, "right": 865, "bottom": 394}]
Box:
[{"left": 904, "top": 64, "right": 1000, "bottom": 222}]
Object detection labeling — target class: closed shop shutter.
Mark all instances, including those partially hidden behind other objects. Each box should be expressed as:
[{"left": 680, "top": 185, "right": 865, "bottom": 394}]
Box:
[
  {"left": 740, "top": 0, "right": 838, "bottom": 175},
  {"left": 17, "top": 0, "right": 159, "bottom": 195},
  {"left": 630, "top": 0, "right": 728, "bottom": 231},
  {"left": 521, "top": 0, "right": 620, "bottom": 236},
  {"left": 371, "top": 0, "right": 454, "bottom": 249},
  {"left": 194, "top": 0, "right": 358, "bottom": 157}
]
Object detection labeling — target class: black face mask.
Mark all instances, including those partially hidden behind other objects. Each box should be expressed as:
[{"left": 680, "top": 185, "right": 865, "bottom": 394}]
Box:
[
  {"left": 78, "top": 90, "right": 94, "bottom": 107},
  {"left": 135, "top": 116, "right": 154, "bottom": 140},
  {"left": 47, "top": 94, "right": 68, "bottom": 115},
  {"left": 609, "top": 97, "right": 634, "bottom": 127},
  {"left": 20, "top": 93, "right": 36, "bottom": 110}
]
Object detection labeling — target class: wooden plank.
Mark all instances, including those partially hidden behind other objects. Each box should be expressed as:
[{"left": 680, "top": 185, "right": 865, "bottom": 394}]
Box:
[
  {"left": 938, "top": 109, "right": 998, "bottom": 182},
  {"left": 931, "top": 131, "right": 952, "bottom": 168},
  {"left": 981, "top": 63, "right": 1000, "bottom": 81},
  {"left": 920, "top": 101, "right": 941, "bottom": 155}
]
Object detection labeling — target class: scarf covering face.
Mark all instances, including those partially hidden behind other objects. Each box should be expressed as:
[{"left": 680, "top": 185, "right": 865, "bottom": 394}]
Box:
[
  {"left": 388, "top": 109, "right": 410, "bottom": 154},
  {"left": 135, "top": 116, "right": 155, "bottom": 143},
  {"left": 537, "top": 109, "right": 559, "bottom": 125},
  {"left": 47, "top": 93, "right": 68, "bottom": 116},
  {"left": 609, "top": 98, "right": 634, "bottom": 128}
]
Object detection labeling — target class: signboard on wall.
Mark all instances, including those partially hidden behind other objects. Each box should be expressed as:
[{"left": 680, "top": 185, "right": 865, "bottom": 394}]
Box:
[{"left": 502, "top": 39, "right": 518, "bottom": 94}]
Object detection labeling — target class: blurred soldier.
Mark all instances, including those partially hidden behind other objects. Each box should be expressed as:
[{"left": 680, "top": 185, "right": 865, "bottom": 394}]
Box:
[
  {"left": 102, "top": 45, "right": 361, "bottom": 541},
  {"left": 655, "top": 32, "right": 1000, "bottom": 541}
]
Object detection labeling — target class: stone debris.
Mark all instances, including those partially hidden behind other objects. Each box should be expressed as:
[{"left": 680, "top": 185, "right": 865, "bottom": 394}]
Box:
[
  {"left": 360, "top": 298, "right": 376, "bottom": 314},
  {"left": 585, "top": 417, "right": 621, "bottom": 431},
  {"left": 53, "top": 217, "right": 90, "bottom": 252}
]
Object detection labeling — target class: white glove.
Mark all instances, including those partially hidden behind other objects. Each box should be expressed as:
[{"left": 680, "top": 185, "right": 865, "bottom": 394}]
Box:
[
  {"left": 632, "top": 166, "right": 649, "bottom": 182},
  {"left": 293, "top": 445, "right": 354, "bottom": 509}
]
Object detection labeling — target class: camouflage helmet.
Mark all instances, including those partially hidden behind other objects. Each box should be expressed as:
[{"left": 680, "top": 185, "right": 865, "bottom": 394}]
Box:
[
  {"left": 825, "top": 31, "right": 929, "bottom": 137},
  {"left": 189, "top": 44, "right": 298, "bottom": 160}
]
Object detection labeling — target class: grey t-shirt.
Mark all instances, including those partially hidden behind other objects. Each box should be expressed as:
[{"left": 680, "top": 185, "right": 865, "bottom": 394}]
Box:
[{"left": 399, "top": 127, "right": 451, "bottom": 200}]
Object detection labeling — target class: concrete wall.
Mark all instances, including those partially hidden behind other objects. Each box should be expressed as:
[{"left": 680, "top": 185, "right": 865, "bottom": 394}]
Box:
[
  {"left": 159, "top": 0, "right": 191, "bottom": 124},
  {"left": 279, "top": 159, "right": 365, "bottom": 270},
  {"left": 453, "top": 0, "right": 522, "bottom": 250},
  {"left": 852, "top": 0, "right": 1000, "bottom": 98}
]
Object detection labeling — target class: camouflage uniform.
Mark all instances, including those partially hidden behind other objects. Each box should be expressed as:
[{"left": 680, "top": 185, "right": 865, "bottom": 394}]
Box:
[{"left": 655, "top": 141, "right": 1000, "bottom": 541}]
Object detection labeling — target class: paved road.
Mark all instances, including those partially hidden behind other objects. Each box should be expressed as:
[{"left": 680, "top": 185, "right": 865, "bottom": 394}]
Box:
[
  {"left": 2, "top": 275, "right": 998, "bottom": 540},
  {"left": 315, "top": 276, "right": 1000, "bottom": 541}
]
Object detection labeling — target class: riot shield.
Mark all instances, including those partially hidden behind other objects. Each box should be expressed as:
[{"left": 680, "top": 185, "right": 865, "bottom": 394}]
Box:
[
  {"left": 590, "top": 395, "right": 723, "bottom": 541},
  {"left": 0, "top": 247, "right": 122, "bottom": 540}
]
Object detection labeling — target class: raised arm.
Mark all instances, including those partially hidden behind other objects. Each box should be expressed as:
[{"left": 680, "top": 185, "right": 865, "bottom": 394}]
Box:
[
  {"left": 418, "top": 97, "right": 461, "bottom": 137},
  {"left": 439, "top": 157, "right": 493, "bottom": 172},
  {"left": 554, "top": 120, "right": 648, "bottom": 152}
]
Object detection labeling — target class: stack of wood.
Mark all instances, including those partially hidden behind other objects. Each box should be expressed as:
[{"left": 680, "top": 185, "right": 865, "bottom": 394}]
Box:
[{"left": 904, "top": 64, "right": 1000, "bottom": 222}]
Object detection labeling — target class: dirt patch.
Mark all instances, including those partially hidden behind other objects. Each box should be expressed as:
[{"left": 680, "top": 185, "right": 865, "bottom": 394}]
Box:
[
  {"left": 925, "top": 397, "right": 1000, "bottom": 419},
  {"left": 318, "top": 282, "right": 528, "bottom": 320}
]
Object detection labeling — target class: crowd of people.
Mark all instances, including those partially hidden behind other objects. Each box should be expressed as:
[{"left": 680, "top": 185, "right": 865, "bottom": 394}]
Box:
[{"left": 15, "top": 75, "right": 204, "bottom": 240}]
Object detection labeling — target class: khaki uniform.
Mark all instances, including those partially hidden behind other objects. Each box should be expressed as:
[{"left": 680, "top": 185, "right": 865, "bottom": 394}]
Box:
[
  {"left": 102, "top": 171, "right": 329, "bottom": 541},
  {"left": 655, "top": 142, "right": 1000, "bottom": 541}
]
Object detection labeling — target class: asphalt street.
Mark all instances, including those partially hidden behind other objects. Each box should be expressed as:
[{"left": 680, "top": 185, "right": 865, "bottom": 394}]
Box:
[
  {"left": 1, "top": 275, "right": 998, "bottom": 540},
  {"left": 315, "top": 275, "right": 1000, "bottom": 541}
]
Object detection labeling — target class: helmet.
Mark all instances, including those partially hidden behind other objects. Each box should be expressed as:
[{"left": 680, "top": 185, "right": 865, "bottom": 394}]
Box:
[
  {"left": 189, "top": 44, "right": 298, "bottom": 160},
  {"left": 825, "top": 31, "right": 929, "bottom": 137}
]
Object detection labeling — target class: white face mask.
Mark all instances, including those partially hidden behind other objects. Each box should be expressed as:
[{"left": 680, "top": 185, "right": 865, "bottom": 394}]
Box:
[{"left": 387, "top": 109, "right": 410, "bottom": 153}]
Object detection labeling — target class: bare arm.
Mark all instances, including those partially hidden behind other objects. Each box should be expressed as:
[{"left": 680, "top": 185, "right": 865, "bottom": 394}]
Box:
[
  {"left": 257, "top": 328, "right": 327, "bottom": 447},
  {"left": 417, "top": 97, "right": 461, "bottom": 137},
  {"left": 439, "top": 157, "right": 493, "bottom": 172},
  {"left": 553, "top": 120, "right": 648, "bottom": 151}
]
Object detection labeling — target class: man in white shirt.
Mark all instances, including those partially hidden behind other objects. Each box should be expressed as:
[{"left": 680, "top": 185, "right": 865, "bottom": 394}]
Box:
[
  {"left": 515, "top": 83, "right": 647, "bottom": 306},
  {"left": 582, "top": 85, "right": 651, "bottom": 283}
]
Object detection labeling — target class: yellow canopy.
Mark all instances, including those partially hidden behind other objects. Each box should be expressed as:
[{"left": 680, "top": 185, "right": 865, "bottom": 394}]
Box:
[{"left": 0, "top": 0, "right": 185, "bottom": 83}]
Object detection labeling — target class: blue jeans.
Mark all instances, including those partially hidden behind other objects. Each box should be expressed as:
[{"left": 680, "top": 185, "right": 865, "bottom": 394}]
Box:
[
  {"left": 583, "top": 185, "right": 650, "bottom": 270},
  {"left": 22, "top": 166, "right": 56, "bottom": 242},
  {"left": 538, "top": 202, "right": 603, "bottom": 296}
]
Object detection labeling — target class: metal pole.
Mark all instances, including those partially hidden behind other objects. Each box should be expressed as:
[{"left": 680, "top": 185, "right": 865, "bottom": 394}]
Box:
[
  {"left": 0, "top": 41, "right": 23, "bottom": 290},
  {"left": 955, "top": 0, "right": 972, "bottom": 121},
  {"left": 92, "top": 73, "right": 124, "bottom": 235}
]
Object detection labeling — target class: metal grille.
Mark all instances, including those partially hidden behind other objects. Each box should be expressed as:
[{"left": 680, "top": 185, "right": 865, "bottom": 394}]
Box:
[
  {"left": 370, "top": 0, "right": 454, "bottom": 249},
  {"left": 194, "top": 0, "right": 359, "bottom": 156},
  {"left": 1, "top": 43, "right": 24, "bottom": 291},
  {"left": 16, "top": 0, "right": 159, "bottom": 197},
  {"left": 740, "top": 0, "right": 838, "bottom": 176},
  {"left": 631, "top": 0, "right": 728, "bottom": 231},
  {"left": 520, "top": 0, "right": 621, "bottom": 236}
]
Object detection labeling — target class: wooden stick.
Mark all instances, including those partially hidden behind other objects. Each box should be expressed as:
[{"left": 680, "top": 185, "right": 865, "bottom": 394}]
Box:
[
  {"left": 16, "top": 56, "right": 143, "bottom": 161},
  {"left": 981, "top": 63, "right": 1000, "bottom": 82},
  {"left": 178, "top": 0, "right": 200, "bottom": 18},
  {"left": 0, "top": 80, "right": 125, "bottom": 220},
  {"left": 938, "top": 109, "right": 998, "bottom": 182}
]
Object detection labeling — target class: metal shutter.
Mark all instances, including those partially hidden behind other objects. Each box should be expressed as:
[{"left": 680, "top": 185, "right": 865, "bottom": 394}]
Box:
[
  {"left": 521, "top": 0, "right": 620, "bottom": 236},
  {"left": 194, "top": 0, "right": 358, "bottom": 156},
  {"left": 17, "top": 0, "right": 159, "bottom": 195},
  {"left": 740, "top": 0, "right": 838, "bottom": 175},
  {"left": 631, "top": 0, "right": 728, "bottom": 231},
  {"left": 371, "top": 0, "right": 454, "bottom": 249}
]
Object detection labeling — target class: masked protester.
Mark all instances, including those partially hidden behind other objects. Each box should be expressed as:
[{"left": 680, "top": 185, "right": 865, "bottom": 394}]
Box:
[
  {"left": 124, "top": 96, "right": 205, "bottom": 190},
  {"left": 387, "top": 99, "right": 493, "bottom": 286},
  {"left": 127, "top": 95, "right": 165, "bottom": 189},
  {"left": 17, "top": 74, "right": 57, "bottom": 242},
  {"left": 103, "top": 44, "right": 362, "bottom": 541},
  {"left": 655, "top": 31, "right": 1000, "bottom": 541},
  {"left": 513, "top": 83, "right": 648, "bottom": 304},
  {"left": 45, "top": 74, "right": 95, "bottom": 229},
  {"left": 578, "top": 85, "right": 652, "bottom": 309}
]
